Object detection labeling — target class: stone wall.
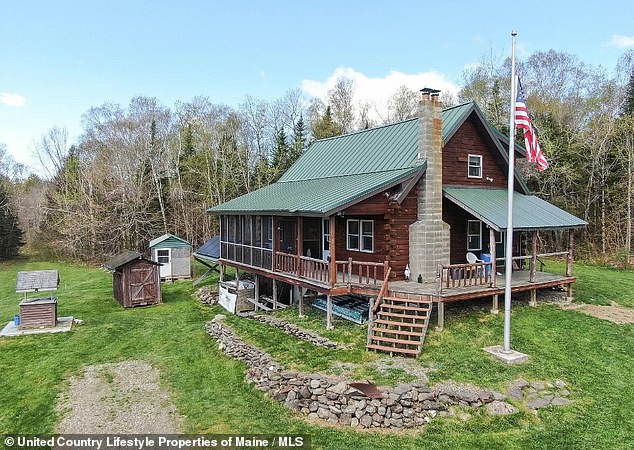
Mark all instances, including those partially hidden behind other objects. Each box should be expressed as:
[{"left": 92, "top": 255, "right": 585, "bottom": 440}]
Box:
[
  {"left": 238, "top": 313, "right": 340, "bottom": 349},
  {"left": 205, "top": 316, "right": 517, "bottom": 429}
]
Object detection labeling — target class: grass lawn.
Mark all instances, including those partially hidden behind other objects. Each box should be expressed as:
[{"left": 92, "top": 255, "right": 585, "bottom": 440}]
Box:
[{"left": 1, "top": 258, "right": 633, "bottom": 449}]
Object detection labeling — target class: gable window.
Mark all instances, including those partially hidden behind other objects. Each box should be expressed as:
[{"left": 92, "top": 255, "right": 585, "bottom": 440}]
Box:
[
  {"left": 467, "top": 220, "right": 482, "bottom": 251},
  {"left": 347, "top": 219, "right": 374, "bottom": 252},
  {"left": 468, "top": 154, "right": 483, "bottom": 178}
]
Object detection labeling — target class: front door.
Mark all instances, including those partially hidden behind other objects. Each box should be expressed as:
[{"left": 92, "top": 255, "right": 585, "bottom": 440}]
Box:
[
  {"left": 157, "top": 249, "right": 171, "bottom": 278},
  {"left": 322, "top": 218, "right": 330, "bottom": 262}
]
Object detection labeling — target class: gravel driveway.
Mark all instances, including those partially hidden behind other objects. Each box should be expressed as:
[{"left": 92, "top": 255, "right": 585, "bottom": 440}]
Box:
[{"left": 56, "top": 360, "right": 182, "bottom": 433}]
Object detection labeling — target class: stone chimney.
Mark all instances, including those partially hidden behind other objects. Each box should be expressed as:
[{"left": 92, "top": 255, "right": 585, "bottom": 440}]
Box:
[{"left": 409, "top": 88, "right": 450, "bottom": 283}]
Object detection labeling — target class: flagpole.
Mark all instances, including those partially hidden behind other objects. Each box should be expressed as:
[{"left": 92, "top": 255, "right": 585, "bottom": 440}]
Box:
[{"left": 503, "top": 31, "right": 518, "bottom": 353}]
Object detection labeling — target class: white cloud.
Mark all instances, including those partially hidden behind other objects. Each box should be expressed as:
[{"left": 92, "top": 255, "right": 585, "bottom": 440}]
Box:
[
  {"left": 0, "top": 92, "right": 27, "bottom": 107},
  {"left": 608, "top": 34, "right": 634, "bottom": 48},
  {"left": 301, "top": 67, "right": 459, "bottom": 121}
]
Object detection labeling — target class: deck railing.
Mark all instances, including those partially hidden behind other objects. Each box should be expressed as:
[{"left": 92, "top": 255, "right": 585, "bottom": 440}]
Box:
[
  {"left": 275, "top": 252, "right": 330, "bottom": 284},
  {"left": 336, "top": 258, "right": 387, "bottom": 287},
  {"left": 437, "top": 261, "right": 493, "bottom": 294}
]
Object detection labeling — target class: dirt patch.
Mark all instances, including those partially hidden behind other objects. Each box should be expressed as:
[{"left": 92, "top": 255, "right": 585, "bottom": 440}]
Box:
[
  {"left": 560, "top": 302, "right": 634, "bottom": 324},
  {"left": 56, "top": 360, "right": 182, "bottom": 433}
]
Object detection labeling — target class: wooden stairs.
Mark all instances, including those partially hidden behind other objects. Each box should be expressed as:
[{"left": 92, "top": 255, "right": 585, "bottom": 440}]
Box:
[{"left": 366, "top": 292, "right": 433, "bottom": 357}]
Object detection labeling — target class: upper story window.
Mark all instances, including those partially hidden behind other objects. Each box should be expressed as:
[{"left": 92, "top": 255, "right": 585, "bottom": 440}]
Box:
[
  {"left": 468, "top": 154, "right": 483, "bottom": 178},
  {"left": 347, "top": 219, "right": 374, "bottom": 252}
]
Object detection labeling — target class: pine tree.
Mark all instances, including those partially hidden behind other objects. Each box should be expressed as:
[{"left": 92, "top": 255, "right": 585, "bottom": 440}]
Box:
[
  {"left": 0, "top": 181, "right": 24, "bottom": 259},
  {"left": 312, "top": 106, "right": 342, "bottom": 140},
  {"left": 622, "top": 70, "right": 634, "bottom": 116},
  {"left": 291, "top": 115, "right": 307, "bottom": 162}
]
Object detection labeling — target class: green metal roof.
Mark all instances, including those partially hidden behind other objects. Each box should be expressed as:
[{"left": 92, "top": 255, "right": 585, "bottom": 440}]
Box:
[
  {"left": 149, "top": 233, "right": 192, "bottom": 248},
  {"left": 208, "top": 167, "right": 422, "bottom": 216},
  {"left": 443, "top": 187, "right": 587, "bottom": 231},
  {"left": 280, "top": 102, "right": 474, "bottom": 182}
]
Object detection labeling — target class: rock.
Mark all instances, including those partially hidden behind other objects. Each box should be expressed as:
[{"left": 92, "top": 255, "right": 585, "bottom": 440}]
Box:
[
  {"left": 299, "top": 386, "right": 311, "bottom": 399},
  {"left": 286, "top": 390, "right": 297, "bottom": 401},
  {"left": 486, "top": 401, "right": 519, "bottom": 416},
  {"left": 527, "top": 397, "right": 552, "bottom": 410},
  {"left": 377, "top": 406, "right": 386, "bottom": 415},
  {"left": 402, "top": 408, "right": 413, "bottom": 418},
  {"left": 395, "top": 383, "right": 412, "bottom": 395},
  {"left": 530, "top": 381, "right": 546, "bottom": 391},
  {"left": 213, "top": 314, "right": 226, "bottom": 322},
  {"left": 339, "top": 414, "right": 352, "bottom": 425},
  {"left": 372, "top": 413, "right": 383, "bottom": 423},
  {"left": 317, "top": 407, "right": 330, "bottom": 419},
  {"left": 328, "top": 381, "right": 348, "bottom": 394},
  {"left": 359, "top": 414, "right": 373, "bottom": 427},
  {"left": 511, "top": 378, "right": 530, "bottom": 390},
  {"left": 310, "top": 379, "right": 321, "bottom": 389},
  {"left": 458, "top": 412, "right": 472, "bottom": 421},
  {"left": 285, "top": 399, "right": 301, "bottom": 411},
  {"left": 554, "top": 379, "right": 567, "bottom": 389},
  {"left": 507, "top": 387, "right": 524, "bottom": 401},
  {"left": 350, "top": 417, "right": 359, "bottom": 427},
  {"left": 366, "top": 405, "right": 376, "bottom": 414},
  {"left": 492, "top": 391, "right": 507, "bottom": 401},
  {"left": 312, "top": 388, "right": 325, "bottom": 395},
  {"left": 550, "top": 396, "right": 572, "bottom": 407},
  {"left": 560, "top": 389, "right": 570, "bottom": 397},
  {"left": 329, "top": 405, "right": 342, "bottom": 415},
  {"left": 308, "top": 401, "right": 319, "bottom": 412}
]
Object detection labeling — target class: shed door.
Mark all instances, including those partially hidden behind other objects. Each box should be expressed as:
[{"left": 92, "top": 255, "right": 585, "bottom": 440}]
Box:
[
  {"left": 157, "top": 249, "right": 171, "bottom": 278},
  {"left": 130, "top": 266, "right": 158, "bottom": 305}
]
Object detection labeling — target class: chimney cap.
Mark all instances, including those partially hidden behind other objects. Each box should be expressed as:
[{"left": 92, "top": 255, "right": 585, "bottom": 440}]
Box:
[{"left": 420, "top": 87, "right": 441, "bottom": 94}]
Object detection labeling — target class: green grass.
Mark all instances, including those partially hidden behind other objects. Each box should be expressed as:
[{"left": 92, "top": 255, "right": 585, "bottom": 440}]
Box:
[
  {"left": 544, "top": 258, "right": 634, "bottom": 307},
  {"left": 1, "top": 258, "right": 633, "bottom": 449}
]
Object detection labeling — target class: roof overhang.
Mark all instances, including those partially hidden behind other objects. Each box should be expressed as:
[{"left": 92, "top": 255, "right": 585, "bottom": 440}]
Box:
[{"left": 443, "top": 186, "right": 587, "bottom": 232}]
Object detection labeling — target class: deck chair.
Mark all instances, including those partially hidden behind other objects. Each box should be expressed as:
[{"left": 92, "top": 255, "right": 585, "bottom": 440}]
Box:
[{"left": 466, "top": 252, "right": 484, "bottom": 276}]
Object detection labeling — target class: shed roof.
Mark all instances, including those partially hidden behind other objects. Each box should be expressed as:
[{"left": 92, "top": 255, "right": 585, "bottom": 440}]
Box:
[
  {"left": 149, "top": 234, "right": 192, "bottom": 248},
  {"left": 194, "top": 236, "right": 220, "bottom": 261},
  {"left": 16, "top": 270, "right": 59, "bottom": 293},
  {"left": 103, "top": 251, "right": 160, "bottom": 271},
  {"left": 443, "top": 187, "right": 587, "bottom": 231}
]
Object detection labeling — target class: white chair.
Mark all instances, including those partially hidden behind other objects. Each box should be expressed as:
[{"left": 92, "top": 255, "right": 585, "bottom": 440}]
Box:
[{"left": 466, "top": 252, "right": 484, "bottom": 276}]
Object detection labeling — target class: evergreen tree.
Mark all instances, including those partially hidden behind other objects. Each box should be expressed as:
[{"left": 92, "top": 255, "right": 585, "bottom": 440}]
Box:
[
  {"left": 291, "top": 115, "right": 307, "bottom": 162},
  {"left": 0, "top": 181, "right": 24, "bottom": 259},
  {"left": 312, "top": 106, "right": 342, "bottom": 140}
]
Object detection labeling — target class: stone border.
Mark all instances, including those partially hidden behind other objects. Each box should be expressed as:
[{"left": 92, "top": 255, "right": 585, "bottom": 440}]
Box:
[
  {"left": 238, "top": 312, "right": 340, "bottom": 349},
  {"left": 206, "top": 315, "right": 573, "bottom": 429}
]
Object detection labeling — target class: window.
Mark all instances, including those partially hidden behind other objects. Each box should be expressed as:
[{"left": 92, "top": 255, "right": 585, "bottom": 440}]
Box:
[
  {"left": 467, "top": 220, "right": 482, "bottom": 251},
  {"left": 262, "top": 216, "right": 273, "bottom": 249},
  {"left": 468, "top": 154, "right": 482, "bottom": 178},
  {"left": 347, "top": 219, "right": 374, "bottom": 252},
  {"left": 157, "top": 249, "right": 170, "bottom": 264}
]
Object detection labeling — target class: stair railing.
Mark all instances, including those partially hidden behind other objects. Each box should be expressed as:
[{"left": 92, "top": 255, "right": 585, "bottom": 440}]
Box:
[{"left": 366, "top": 265, "right": 392, "bottom": 347}]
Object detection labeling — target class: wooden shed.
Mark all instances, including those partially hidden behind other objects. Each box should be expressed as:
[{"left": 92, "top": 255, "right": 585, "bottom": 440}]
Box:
[
  {"left": 104, "top": 251, "right": 162, "bottom": 308},
  {"left": 16, "top": 270, "right": 59, "bottom": 329},
  {"left": 149, "top": 234, "right": 192, "bottom": 280}
]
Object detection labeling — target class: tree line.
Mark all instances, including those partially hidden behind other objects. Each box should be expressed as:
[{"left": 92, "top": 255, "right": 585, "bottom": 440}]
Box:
[{"left": 0, "top": 48, "right": 633, "bottom": 264}]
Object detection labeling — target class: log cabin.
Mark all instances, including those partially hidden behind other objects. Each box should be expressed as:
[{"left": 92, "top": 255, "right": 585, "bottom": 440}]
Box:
[{"left": 208, "top": 89, "right": 586, "bottom": 356}]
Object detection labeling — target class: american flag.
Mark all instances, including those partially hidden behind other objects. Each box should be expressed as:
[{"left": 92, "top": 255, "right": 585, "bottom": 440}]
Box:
[{"left": 515, "top": 77, "right": 549, "bottom": 171}]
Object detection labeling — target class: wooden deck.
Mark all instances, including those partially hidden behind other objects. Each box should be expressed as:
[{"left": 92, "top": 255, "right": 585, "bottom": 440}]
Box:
[{"left": 389, "top": 270, "right": 575, "bottom": 301}]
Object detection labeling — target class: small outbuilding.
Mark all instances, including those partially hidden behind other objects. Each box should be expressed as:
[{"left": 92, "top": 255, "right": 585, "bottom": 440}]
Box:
[
  {"left": 16, "top": 270, "right": 60, "bottom": 329},
  {"left": 149, "top": 234, "right": 192, "bottom": 280},
  {"left": 104, "top": 251, "right": 162, "bottom": 308}
]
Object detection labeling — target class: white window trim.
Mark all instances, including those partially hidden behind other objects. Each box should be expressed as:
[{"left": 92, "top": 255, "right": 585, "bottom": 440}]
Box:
[
  {"left": 468, "top": 154, "right": 483, "bottom": 179},
  {"left": 360, "top": 219, "right": 374, "bottom": 253},
  {"left": 346, "top": 219, "right": 374, "bottom": 253},
  {"left": 467, "top": 220, "right": 482, "bottom": 251}
]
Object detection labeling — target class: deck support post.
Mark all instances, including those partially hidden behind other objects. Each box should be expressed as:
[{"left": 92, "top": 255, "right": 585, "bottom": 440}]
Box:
[
  {"left": 436, "top": 301, "right": 444, "bottom": 331},
  {"left": 566, "top": 230, "right": 574, "bottom": 277},
  {"left": 366, "top": 297, "right": 375, "bottom": 346},
  {"left": 329, "top": 216, "right": 336, "bottom": 286},
  {"left": 297, "top": 217, "right": 303, "bottom": 277},
  {"left": 272, "top": 279, "right": 278, "bottom": 310},
  {"left": 299, "top": 287, "right": 306, "bottom": 318},
  {"left": 254, "top": 274, "right": 259, "bottom": 311},
  {"left": 219, "top": 264, "right": 224, "bottom": 282},
  {"left": 489, "top": 228, "right": 497, "bottom": 287},
  {"left": 326, "top": 295, "right": 333, "bottom": 329},
  {"left": 530, "top": 231, "right": 538, "bottom": 283},
  {"left": 491, "top": 294, "right": 499, "bottom": 314},
  {"left": 529, "top": 289, "right": 537, "bottom": 307}
]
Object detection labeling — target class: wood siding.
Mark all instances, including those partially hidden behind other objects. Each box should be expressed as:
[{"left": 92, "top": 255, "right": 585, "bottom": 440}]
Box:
[
  {"left": 443, "top": 118, "right": 508, "bottom": 188},
  {"left": 19, "top": 301, "right": 57, "bottom": 329},
  {"left": 112, "top": 259, "right": 161, "bottom": 308},
  {"left": 336, "top": 185, "right": 418, "bottom": 280}
]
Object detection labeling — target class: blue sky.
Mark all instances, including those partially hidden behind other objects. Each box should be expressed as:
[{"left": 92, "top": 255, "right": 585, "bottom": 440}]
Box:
[{"left": 1, "top": 0, "right": 633, "bottom": 170}]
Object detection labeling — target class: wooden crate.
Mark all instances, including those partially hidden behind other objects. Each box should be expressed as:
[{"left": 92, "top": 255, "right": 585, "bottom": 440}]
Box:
[{"left": 19, "top": 296, "right": 58, "bottom": 329}]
